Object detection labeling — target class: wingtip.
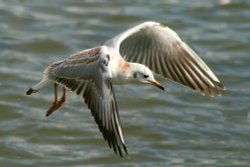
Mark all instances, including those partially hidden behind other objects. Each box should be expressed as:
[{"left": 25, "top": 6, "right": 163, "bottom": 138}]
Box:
[
  {"left": 118, "top": 149, "right": 123, "bottom": 158},
  {"left": 117, "top": 145, "right": 128, "bottom": 158},
  {"left": 205, "top": 83, "right": 227, "bottom": 97},
  {"left": 26, "top": 88, "right": 34, "bottom": 95},
  {"left": 123, "top": 144, "right": 128, "bottom": 155},
  {"left": 215, "top": 81, "right": 226, "bottom": 91}
]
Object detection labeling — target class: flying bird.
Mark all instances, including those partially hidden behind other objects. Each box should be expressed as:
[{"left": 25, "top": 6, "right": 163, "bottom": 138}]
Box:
[{"left": 26, "top": 21, "right": 225, "bottom": 157}]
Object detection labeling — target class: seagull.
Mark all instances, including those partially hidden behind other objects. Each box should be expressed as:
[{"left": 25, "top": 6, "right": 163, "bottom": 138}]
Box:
[{"left": 26, "top": 21, "right": 225, "bottom": 157}]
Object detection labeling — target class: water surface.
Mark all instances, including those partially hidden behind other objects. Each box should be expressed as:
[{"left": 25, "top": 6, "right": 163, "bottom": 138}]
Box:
[{"left": 1, "top": 0, "right": 250, "bottom": 166}]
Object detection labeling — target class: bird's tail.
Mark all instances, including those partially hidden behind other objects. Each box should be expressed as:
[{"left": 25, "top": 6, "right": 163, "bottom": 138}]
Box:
[{"left": 26, "top": 77, "right": 51, "bottom": 95}]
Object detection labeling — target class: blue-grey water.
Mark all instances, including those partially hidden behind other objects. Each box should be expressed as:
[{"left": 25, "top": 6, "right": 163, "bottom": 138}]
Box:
[{"left": 1, "top": 0, "right": 250, "bottom": 166}]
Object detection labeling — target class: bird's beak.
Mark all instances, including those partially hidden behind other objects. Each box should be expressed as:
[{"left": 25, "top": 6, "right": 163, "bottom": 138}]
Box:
[{"left": 148, "top": 80, "right": 165, "bottom": 91}]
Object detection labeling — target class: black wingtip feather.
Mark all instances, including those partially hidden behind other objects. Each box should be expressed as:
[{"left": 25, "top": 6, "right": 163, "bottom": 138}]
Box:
[
  {"left": 26, "top": 88, "right": 34, "bottom": 95},
  {"left": 123, "top": 144, "right": 128, "bottom": 154}
]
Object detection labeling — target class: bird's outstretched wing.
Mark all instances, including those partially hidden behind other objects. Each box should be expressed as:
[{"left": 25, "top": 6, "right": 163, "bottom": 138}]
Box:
[
  {"left": 105, "top": 21, "right": 225, "bottom": 96},
  {"left": 45, "top": 47, "right": 127, "bottom": 157}
]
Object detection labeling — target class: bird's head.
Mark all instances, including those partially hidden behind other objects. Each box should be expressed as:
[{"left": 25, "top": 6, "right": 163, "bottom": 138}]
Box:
[{"left": 128, "top": 63, "right": 164, "bottom": 90}]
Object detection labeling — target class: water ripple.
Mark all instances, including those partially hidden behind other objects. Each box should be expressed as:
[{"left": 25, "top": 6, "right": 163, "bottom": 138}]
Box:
[{"left": 1, "top": 0, "right": 250, "bottom": 166}]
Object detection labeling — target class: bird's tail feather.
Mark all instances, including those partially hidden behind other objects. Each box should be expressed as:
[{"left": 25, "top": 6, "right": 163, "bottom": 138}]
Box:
[{"left": 26, "top": 77, "right": 51, "bottom": 95}]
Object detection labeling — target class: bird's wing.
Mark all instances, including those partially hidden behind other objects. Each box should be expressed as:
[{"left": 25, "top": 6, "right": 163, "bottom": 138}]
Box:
[
  {"left": 45, "top": 47, "right": 127, "bottom": 157},
  {"left": 105, "top": 21, "right": 225, "bottom": 96}
]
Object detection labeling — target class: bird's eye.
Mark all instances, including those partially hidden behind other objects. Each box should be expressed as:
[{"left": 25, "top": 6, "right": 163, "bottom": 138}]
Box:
[
  {"left": 143, "top": 74, "right": 149, "bottom": 78},
  {"left": 106, "top": 54, "right": 110, "bottom": 61},
  {"left": 133, "top": 73, "right": 138, "bottom": 78}
]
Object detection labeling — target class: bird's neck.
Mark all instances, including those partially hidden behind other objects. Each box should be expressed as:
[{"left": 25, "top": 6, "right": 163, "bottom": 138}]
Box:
[{"left": 111, "top": 62, "right": 139, "bottom": 85}]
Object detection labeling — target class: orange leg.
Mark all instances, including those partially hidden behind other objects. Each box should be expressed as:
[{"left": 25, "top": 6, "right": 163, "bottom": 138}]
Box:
[{"left": 46, "top": 83, "right": 67, "bottom": 117}]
